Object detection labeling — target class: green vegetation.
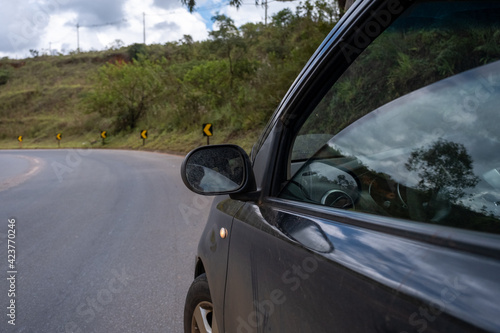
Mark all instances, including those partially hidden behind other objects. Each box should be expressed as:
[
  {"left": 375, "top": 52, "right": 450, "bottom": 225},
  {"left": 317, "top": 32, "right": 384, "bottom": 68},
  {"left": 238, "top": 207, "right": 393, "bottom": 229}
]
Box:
[{"left": 0, "top": 1, "right": 338, "bottom": 154}]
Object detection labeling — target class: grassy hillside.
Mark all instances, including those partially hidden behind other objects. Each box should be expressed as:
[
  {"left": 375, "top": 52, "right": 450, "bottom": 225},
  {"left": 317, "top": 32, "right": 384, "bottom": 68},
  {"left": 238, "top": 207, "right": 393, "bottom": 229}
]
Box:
[
  {"left": 0, "top": 1, "right": 339, "bottom": 154},
  {"left": 0, "top": 52, "right": 264, "bottom": 153}
]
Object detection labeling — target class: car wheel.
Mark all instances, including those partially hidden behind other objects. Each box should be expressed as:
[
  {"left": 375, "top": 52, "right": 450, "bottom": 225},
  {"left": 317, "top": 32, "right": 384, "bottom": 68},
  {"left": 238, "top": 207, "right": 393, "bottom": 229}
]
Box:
[{"left": 184, "top": 273, "right": 219, "bottom": 333}]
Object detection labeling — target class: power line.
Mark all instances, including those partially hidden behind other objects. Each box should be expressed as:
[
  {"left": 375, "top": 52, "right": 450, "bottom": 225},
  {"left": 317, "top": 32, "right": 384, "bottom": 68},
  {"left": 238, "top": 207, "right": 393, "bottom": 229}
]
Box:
[
  {"left": 196, "top": 3, "right": 227, "bottom": 11},
  {"left": 79, "top": 18, "right": 128, "bottom": 28},
  {"left": 77, "top": 23, "right": 79, "bottom": 52},
  {"left": 67, "top": 1, "right": 300, "bottom": 53},
  {"left": 76, "top": 18, "right": 127, "bottom": 52},
  {"left": 145, "top": 10, "right": 186, "bottom": 17}
]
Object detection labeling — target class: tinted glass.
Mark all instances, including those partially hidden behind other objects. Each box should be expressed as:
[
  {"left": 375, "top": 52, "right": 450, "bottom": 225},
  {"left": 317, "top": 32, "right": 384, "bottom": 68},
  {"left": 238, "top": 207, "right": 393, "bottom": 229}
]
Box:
[{"left": 281, "top": 1, "right": 500, "bottom": 234}]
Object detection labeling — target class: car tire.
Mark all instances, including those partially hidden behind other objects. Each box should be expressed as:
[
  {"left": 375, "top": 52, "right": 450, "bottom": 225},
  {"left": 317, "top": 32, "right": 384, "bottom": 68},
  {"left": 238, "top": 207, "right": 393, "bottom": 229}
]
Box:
[{"left": 184, "top": 273, "right": 219, "bottom": 333}]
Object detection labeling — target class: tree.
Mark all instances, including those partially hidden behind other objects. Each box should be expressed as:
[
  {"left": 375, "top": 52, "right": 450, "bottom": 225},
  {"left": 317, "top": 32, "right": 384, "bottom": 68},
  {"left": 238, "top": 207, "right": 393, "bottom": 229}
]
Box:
[
  {"left": 0, "top": 69, "right": 10, "bottom": 86},
  {"left": 183, "top": 60, "right": 231, "bottom": 112},
  {"left": 405, "top": 139, "right": 479, "bottom": 203},
  {"left": 177, "top": 35, "right": 196, "bottom": 61},
  {"left": 182, "top": 35, "right": 194, "bottom": 45},
  {"left": 107, "top": 39, "right": 124, "bottom": 50},
  {"left": 337, "top": 0, "right": 356, "bottom": 14},
  {"left": 182, "top": 0, "right": 244, "bottom": 12},
  {"left": 29, "top": 49, "right": 39, "bottom": 58},
  {"left": 272, "top": 8, "right": 295, "bottom": 28},
  {"left": 209, "top": 13, "right": 241, "bottom": 90},
  {"left": 86, "top": 58, "right": 168, "bottom": 132},
  {"left": 128, "top": 43, "right": 147, "bottom": 61}
]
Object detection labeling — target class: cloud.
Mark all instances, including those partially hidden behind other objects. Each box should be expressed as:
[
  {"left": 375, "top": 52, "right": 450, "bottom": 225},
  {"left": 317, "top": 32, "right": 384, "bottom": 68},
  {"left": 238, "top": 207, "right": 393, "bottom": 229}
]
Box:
[
  {"left": 0, "top": 0, "right": 123, "bottom": 55},
  {"left": 58, "top": 0, "right": 126, "bottom": 25},
  {"left": 153, "top": 0, "right": 181, "bottom": 10},
  {"left": 154, "top": 21, "right": 181, "bottom": 32},
  {"left": 1, "top": 0, "right": 54, "bottom": 53},
  {"left": 0, "top": 0, "right": 300, "bottom": 59}
]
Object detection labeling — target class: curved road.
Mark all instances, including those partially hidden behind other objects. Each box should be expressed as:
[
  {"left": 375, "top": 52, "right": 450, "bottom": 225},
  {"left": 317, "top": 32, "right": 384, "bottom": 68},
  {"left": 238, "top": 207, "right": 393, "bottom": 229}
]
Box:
[{"left": 0, "top": 149, "right": 212, "bottom": 333}]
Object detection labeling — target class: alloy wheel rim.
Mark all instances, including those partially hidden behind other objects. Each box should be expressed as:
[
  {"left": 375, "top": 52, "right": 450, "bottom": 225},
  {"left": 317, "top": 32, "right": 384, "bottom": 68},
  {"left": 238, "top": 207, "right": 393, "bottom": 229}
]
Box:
[{"left": 191, "top": 301, "right": 217, "bottom": 333}]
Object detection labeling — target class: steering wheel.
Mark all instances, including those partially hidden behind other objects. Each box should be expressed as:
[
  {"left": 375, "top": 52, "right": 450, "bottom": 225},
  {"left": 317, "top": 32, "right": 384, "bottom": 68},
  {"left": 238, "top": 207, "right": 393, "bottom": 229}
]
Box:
[{"left": 321, "top": 190, "right": 355, "bottom": 209}]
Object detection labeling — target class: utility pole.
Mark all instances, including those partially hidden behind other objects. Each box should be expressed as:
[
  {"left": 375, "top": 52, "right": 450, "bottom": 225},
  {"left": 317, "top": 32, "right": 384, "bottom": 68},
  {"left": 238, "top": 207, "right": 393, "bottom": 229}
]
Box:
[
  {"left": 265, "top": 0, "right": 268, "bottom": 26},
  {"left": 143, "top": 12, "right": 146, "bottom": 44},
  {"left": 76, "top": 23, "right": 80, "bottom": 52}
]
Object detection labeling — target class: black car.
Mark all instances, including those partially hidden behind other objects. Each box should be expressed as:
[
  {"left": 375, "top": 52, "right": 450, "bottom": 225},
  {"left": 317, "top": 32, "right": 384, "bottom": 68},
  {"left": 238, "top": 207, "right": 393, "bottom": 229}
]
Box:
[{"left": 181, "top": 0, "right": 500, "bottom": 332}]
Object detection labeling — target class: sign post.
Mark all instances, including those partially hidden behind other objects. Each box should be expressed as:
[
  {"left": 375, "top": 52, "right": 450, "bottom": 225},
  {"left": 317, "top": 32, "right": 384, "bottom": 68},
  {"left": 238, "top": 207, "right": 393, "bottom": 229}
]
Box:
[
  {"left": 56, "top": 133, "right": 62, "bottom": 148},
  {"left": 203, "top": 123, "right": 213, "bottom": 145},
  {"left": 140, "top": 130, "right": 148, "bottom": 146},
  {"left": 18, "top": 136, "right": 22, "bottom": 149},
  {"left": 101, "top": 131, "right": 107, "bottom": 145}
]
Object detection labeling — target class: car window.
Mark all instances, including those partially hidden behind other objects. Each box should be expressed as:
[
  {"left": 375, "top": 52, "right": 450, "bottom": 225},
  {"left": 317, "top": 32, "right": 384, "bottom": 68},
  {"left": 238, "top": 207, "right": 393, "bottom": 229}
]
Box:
[{"left": 280, "top": 0, "right": 500, "bottom": 234}]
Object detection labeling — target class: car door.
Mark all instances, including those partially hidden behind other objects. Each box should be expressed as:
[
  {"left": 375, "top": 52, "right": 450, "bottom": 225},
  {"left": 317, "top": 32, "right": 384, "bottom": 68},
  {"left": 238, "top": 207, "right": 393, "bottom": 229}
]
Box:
[{"left": 223, "top": 1, "right": 500, "bottom": 332}]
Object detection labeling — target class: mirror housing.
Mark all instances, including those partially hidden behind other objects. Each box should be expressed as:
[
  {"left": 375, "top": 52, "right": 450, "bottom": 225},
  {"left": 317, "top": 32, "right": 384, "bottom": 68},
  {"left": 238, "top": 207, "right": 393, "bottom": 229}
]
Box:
[{"left": 181, "top": 144, "right": 258, "bottom": 200}]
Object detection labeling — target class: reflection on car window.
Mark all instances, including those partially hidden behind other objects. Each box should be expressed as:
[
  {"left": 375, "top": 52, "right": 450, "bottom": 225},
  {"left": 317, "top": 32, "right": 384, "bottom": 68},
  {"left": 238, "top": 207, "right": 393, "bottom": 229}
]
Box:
[{"left": 282, "top": 1, "right": 500, "bottom": 234}]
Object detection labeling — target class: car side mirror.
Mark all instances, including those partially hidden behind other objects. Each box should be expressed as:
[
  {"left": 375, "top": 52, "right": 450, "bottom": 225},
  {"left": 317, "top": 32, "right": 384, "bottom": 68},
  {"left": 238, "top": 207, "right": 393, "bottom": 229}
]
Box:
[{"left": 181, "top": 144, "right": 258, "bottom": 200}]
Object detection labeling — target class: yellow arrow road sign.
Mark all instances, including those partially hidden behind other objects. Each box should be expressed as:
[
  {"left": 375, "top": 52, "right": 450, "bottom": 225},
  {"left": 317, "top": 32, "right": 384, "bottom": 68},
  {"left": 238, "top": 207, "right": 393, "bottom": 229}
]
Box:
[
  {"left": 56, "top": 133, "right": 62, "bottom": 140},
  {"left": 18, "top": 136, "right": 22, "bottom": 142},
  {"left": 101, "top": 131, "right": 107, "bottom": 139},
  {"left": 140, "top": 130, "right": 148, "bottom": 139},
  {"left": 203, "top": 123, "right": 213, "bottom": 137}
]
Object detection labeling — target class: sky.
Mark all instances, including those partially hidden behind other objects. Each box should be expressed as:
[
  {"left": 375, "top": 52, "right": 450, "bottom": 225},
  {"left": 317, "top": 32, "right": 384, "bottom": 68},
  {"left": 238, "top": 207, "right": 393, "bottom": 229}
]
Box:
[{"left": 0, "top": 0, "right": 298, "bottom": 59}]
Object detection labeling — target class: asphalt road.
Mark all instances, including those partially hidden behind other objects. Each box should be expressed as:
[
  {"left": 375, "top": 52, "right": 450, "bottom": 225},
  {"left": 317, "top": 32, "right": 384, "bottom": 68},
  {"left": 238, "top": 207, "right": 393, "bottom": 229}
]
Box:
[{"left": 0, "top": 149, "right": 212, "bottom": 333}]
